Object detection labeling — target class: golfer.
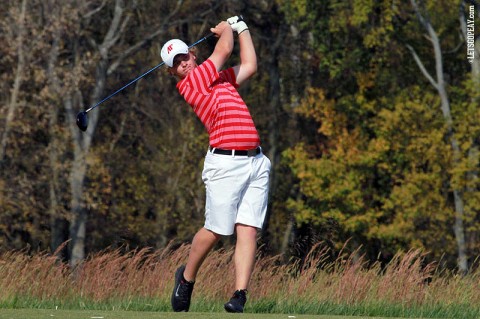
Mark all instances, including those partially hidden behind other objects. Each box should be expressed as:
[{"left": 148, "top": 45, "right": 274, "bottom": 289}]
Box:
[{"left": 161, "top": 16, "right": 271, "bottom": 313}]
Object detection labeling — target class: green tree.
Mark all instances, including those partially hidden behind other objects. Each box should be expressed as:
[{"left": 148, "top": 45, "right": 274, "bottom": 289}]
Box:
[{"left": 281, "top": 0, "right": 480, "bottom": 268}]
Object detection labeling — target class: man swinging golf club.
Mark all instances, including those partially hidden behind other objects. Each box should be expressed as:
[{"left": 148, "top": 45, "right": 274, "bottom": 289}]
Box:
[{"left": 161, "top": 16, "right": 271, "bottom": 313}]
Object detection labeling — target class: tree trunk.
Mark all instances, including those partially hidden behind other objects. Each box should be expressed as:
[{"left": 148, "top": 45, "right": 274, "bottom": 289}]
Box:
[
  {"left": 460, "top": 0, "right": 480, "bottom": 262},
  {"left": 260, "top": 23, "right": 289, "bottom": 239},
  {"left": 43, "top": 1, "right": 68, "bottom": 258},
  {"left": 0, "top": 0, "right": 27, "bottom": 162},
  {"left": 44, "top": 2, "right": 67, "bottom": 256},
  {"left": 263, "top": 53, "right": 280, "bottom": 236},
  {"left": 460, "top": 1, "right": 480, "bottom": 187},
  {"left": 410, "top": 0, "right": 468, "bottom": 273},
  {"left": 280, "top": 218, "right": 294, "bottom": 255}
]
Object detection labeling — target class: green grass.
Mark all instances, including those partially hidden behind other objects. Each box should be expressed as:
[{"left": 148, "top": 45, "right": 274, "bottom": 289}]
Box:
[
  {"left": 0, "top": 309, "right": 410, "bottom": 319},
  {"left": 0, "top": 297, "right": 476, "bottom": 319}
]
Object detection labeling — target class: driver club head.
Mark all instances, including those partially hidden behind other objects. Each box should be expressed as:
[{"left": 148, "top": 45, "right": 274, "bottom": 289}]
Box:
[{"left": 76, "top": 111, "right": 88, "bottom": 131}]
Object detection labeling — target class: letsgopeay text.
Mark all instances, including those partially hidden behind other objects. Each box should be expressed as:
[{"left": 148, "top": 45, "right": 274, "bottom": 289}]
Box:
[{"left": 467, "top": 5, "right": 475, "bottom": 64}]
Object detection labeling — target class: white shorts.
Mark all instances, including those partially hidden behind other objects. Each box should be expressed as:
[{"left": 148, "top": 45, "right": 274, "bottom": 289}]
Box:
[{"left": 201, "top": 148, "right": 271, "bottom": 236}]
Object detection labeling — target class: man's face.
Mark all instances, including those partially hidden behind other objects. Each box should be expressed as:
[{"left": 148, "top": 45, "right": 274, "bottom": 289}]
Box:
[{"left": 172, "top": 52, "right": 196, "bottom": 79}]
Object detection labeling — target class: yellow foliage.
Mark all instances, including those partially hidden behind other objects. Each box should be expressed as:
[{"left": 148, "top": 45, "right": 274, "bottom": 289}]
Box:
[{"left": 285, "top": 81, "right": 479, "bottom": 262}]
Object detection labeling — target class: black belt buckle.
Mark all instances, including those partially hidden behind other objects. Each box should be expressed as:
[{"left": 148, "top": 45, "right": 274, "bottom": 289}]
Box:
[{"left": 247, "top": 148, "right": 258, "bottom": 157}]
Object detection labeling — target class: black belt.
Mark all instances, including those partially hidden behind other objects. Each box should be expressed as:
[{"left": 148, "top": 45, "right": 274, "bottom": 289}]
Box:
[{"left": 209, "top": 146, "right": 261, "bottom": 157}]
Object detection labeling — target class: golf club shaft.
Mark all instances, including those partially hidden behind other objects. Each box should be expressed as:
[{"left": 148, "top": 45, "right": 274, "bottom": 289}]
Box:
[{"left": 85, "top": 32, "right": 215, "bottom": 114}]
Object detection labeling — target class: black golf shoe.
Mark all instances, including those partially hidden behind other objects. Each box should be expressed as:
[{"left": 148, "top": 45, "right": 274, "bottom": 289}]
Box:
[
  {"left": 171, "top": 265, "right": 195, "bottom": 312},
  {"left": 224, "top": 289, "right": 247, "bottom": 313}
]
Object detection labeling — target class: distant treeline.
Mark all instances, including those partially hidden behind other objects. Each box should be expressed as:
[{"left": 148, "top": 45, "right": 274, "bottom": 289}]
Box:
[{"left": 0, "top": 0, "right": 478, "bottom": 272}]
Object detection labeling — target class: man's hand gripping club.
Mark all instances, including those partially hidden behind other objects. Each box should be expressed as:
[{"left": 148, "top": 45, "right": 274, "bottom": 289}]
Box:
[{"left": 227, "top": 15, "right": 249, "bottom": 35}]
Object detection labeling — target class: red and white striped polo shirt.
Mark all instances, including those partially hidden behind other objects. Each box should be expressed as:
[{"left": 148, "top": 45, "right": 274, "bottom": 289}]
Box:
[{"left": 176, "top": 59, "right": 260, "bottom": 150}]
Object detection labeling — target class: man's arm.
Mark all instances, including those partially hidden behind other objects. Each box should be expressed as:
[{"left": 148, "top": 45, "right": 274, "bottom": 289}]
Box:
[
  {"left": 208, "top": 21, "right": 234, "bottom": 71},
  {"left": 231, "top": 30, "right": 257, "bottom": 85},
  {"left": 228, "top": 17, "right": 257, "bottom": 85}
]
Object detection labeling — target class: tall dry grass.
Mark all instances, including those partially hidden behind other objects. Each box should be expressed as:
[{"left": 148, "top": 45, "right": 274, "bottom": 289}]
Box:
[{"left": 0, "top": 242, "right": 478, "bottom": 315}]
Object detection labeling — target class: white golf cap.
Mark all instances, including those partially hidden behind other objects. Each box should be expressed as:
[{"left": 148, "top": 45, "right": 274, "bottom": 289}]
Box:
[{"left": 161, "top": 39, "right": 189, "bottom": 67}]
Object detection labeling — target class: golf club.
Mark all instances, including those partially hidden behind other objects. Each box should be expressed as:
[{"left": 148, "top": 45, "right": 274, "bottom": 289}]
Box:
[{"left": 76, "top": 32, "right": 215, "bottom": 131}]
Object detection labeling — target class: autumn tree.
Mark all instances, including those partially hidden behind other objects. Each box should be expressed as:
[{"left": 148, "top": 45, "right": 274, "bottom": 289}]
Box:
[{"left": 281, "top": 0, "right": 480, "bottom": 269}]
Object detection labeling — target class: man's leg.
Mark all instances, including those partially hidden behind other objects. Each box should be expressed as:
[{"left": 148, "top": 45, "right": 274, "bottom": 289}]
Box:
[
  {"left": 234, "top": 223, "right": 258, "bottom": 290},
  {"left": 224, "top": 223, "right": 257, "bottom": 313},
  {"left": 225, "top": 154, "right": 270, "bottom": 313},
  {"left": 184, "top": 227, "right": 221, "bottom": 282},
  {"left": 232, "top": 154, "right": 270, "bottom": 290},
  {"left": 171, "top": 227, "right": 220, "bottom": 312}
]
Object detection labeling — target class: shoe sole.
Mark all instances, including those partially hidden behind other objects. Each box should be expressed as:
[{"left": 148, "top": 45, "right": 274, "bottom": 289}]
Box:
[{"left": 224, "top": 303, "right": 243, "bottom": 313}]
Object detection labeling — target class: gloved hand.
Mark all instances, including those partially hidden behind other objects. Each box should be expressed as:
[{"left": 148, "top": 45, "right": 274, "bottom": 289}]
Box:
[{"left": 227, "top": 15, "right": 249, "bottom": 34}]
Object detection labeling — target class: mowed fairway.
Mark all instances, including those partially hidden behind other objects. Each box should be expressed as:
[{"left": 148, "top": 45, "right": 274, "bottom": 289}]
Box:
[{"left": 0, "top": 309, "right": 408, "bottom": 319}]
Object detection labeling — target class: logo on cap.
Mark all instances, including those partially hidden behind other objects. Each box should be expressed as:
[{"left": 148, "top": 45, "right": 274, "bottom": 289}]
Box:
[{"left": 167, "top": 44, "right": 173, "bottom": 54}]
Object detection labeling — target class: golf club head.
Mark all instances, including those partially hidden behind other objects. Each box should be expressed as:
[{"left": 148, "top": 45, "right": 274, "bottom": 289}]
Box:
[{"left": 76, "top": 111, "right": 88, "bottom": 131}]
